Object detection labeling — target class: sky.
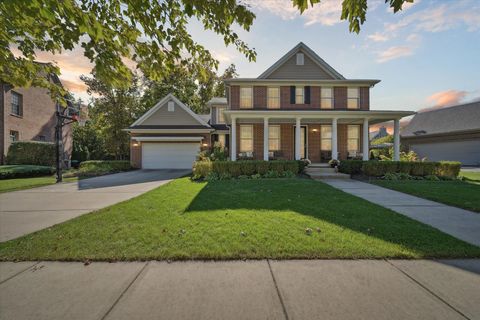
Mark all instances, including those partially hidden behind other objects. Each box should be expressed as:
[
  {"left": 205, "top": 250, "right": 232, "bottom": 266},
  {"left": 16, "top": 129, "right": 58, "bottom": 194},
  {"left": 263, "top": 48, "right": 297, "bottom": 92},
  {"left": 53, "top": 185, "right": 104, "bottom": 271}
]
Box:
[{"left": 42, "top": 0, "right": 480, "bottom": 121}]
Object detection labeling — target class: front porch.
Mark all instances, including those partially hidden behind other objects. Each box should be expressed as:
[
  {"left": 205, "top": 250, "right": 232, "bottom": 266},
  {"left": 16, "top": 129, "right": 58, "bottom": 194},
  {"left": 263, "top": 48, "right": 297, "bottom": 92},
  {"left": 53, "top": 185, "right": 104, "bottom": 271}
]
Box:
[{"left": 225, "top": 110, "right": 412, "bottom": 162}]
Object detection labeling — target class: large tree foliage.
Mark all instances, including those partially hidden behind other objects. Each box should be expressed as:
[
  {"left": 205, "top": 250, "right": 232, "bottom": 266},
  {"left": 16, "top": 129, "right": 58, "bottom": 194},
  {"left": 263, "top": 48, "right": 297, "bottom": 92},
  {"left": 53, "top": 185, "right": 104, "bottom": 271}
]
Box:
[
  {"left": 0, "top": 0, "right": 255, "bottom": 103},
  {"left": 294, "top": 0, "right": 414, "bottom": 33}
]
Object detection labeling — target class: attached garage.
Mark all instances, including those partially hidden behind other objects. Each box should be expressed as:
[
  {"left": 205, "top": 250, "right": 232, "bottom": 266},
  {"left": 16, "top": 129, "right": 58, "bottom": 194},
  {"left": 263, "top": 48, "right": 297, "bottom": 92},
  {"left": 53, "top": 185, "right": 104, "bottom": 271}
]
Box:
[{"left": 142, "top": 141, "right": 200, "bottom": 169}]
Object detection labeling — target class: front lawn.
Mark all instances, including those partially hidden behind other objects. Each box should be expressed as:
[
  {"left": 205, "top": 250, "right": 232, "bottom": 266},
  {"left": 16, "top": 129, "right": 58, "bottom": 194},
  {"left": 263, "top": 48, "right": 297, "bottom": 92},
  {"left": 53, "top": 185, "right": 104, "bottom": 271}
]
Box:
[
  {"left": 1, "top": 177, "right": 479, "bottom": 261},
  {"left": 460, "top": 170, "right": 480, "bottom": 184},
  {"left": 0, "top": 176, "right": 78, "bottom": 193},
  {"left": 373, "top": 179, "right": 480, "bottom": 213}
]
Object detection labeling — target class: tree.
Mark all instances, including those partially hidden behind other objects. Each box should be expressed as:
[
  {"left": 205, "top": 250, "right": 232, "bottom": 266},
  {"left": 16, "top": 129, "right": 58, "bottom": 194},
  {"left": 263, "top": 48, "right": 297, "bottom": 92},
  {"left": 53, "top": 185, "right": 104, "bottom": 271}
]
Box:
[
  {"left": 214, "top": 64, "right": 238, "bottom": 97},
  {"left": 71, "top": 122, "right": 107, "bottom": 162},
  {"left": 293, "top": 0, "right": 414, "bottom": 33},
  {"left": 0, "top": 0, "right": 256, "bottom": 103},
  {"left": 81, "top": 74, "right": 142, "bottom": 160}
]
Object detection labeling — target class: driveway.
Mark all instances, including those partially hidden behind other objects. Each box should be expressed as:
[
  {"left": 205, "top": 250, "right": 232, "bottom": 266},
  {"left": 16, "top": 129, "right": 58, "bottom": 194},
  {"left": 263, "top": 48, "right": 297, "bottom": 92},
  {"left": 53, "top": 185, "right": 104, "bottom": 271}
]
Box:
[{"left": 0, "top": 170, "right": 189, "bottom": 242}]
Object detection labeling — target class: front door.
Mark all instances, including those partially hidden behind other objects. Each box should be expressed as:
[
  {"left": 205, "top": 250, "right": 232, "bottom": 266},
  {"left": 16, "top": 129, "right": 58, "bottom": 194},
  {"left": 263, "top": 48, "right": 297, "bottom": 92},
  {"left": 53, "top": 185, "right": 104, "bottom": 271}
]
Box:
[{"left": 294, "top": 126, "right": 307, "bottom": 159}]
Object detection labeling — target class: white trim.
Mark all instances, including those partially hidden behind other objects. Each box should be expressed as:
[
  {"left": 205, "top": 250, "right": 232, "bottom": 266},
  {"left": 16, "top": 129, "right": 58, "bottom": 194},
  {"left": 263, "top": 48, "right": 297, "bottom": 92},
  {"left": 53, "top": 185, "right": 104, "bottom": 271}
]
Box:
[
  {"left": 130, "top": 93, "right": 211, "bottom": 127},
  {"left": 133, "top": 136, "right": 203, "bottom": 142}
]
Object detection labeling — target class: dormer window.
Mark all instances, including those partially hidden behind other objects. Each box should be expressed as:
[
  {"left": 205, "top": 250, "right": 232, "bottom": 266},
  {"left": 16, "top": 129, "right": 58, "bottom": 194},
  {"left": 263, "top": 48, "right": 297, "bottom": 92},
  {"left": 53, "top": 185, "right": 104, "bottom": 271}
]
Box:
[
  {"left": 167, "top": 101, "right": 175, "bottom": 112},
  {"left": 296, "top": 53, "right": 304, "bottom": 65},
  {"left": 216, "top": 106, "right": 226, "bottom": 124}
]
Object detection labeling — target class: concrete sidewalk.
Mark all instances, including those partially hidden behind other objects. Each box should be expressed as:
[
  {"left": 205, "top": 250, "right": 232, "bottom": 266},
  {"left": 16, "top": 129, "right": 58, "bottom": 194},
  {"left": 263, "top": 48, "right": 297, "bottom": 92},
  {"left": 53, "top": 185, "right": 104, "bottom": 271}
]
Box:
[
  {"left": 0, "top": 170, "right": 189, "bottom": 242},
  {"left": 322, "top": 179, "right": 480, "bottom": 247},
  {"left": 0, "top": 259, "right": 479, "bottom": 320}
]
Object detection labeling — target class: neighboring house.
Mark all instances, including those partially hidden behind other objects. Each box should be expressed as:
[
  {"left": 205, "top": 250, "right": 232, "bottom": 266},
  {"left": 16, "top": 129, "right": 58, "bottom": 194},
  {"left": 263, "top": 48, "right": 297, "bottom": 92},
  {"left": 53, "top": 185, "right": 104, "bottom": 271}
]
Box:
[
  {"left": 127, "top": 43, "right": 413, "bottom": 169},
  {"left": 402, "top": 102, "right": 480, "bottom": 166},
  {"left": 369, "top": 126, "right": 388, "bottom": 141},
  {"left": 0, "top": 74, "right": 75, "bottom": 165}
]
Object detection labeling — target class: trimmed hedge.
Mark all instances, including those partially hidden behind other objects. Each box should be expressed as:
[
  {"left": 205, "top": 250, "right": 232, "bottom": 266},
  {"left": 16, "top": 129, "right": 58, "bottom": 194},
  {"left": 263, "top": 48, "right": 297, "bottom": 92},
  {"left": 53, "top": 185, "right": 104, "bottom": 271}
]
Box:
[
  {"left": 193, "top": 160, "right": 300, "bottom": 179},
  {"left": 0, "top": 165, "right": 55, "bottom": 180},
  {"left": 6, "top": 141, "right": 56, "bottom": 166},
  {"left": 77, "top": 160, "right": 132, "bottom": 177},
  {"left": 338, "top": 160, "right": 461, "bottom": 178}
]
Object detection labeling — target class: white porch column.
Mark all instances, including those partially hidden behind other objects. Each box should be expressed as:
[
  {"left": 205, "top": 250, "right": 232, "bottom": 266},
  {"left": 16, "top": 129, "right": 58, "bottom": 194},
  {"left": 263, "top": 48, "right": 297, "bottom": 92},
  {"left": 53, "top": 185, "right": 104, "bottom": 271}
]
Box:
[
  {"left": 363, "top": 118, "right": 369, "bottom": 160},
  {"left": 332, "top": 118, "right": 338, "bottom": 160},
  {"left": 393, "top": 119, "right": 400, "bottom": 161},
  {"left": 295, "top": 117, "right": 301, "bottom": 160},
  {"left": 263, "top": 117, "right": 269, "bottom": 161},
  {"left": 231, "top": 117, "right": 237, "bottom": 161}
]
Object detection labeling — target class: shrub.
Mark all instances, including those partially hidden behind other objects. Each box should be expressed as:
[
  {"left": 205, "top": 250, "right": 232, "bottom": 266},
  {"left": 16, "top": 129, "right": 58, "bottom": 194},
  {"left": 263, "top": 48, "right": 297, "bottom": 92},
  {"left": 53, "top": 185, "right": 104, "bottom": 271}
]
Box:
[
  {"left": 436, "top": 161, "right": 461, "bottom": 178},
  {"left": 284, "top": 161, "right": 299, "bottom": 174},
  {"left": 0, "top": 165, "right": 55, "bottom": 180},
  {"left": 6, "top": 141, "right": 56, "bottom": 166},
  {"left": 357, "top": 160, "right": 461, "bottom": 178},
  {"left": 362, "top": 161, "right": 398, "bottom": 177},
  {"left": 193, "top": 161, "right": 212, "bottom": 180},
  {"left": 338, "top": 160, "right": 364, "bottom": 175},
  {"left": 77, "top": 160, "right": 132, "bottom": 177},
  {"left": 269, "top": 161, "right": 285, "bottom": 174},
  {"left": 256, "top": 161, "right": 270, "bottom": 175},
  {"left": 239, "top": 161, "right": 257, "bottom": 176}
]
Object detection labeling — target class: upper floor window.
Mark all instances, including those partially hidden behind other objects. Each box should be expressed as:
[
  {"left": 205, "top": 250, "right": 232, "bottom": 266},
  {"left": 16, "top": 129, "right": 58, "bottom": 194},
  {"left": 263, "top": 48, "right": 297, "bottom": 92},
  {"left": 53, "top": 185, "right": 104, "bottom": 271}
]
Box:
[
  {"left": 347, "top": 125, "right": 360, "bottom": 152},
  {"left": 240, "top": 87, "right": 253, "bottom": 109},
  {"left": 37, "top": 135, "right": 46, "bottom": 142},
  {"left": 216, "top": 107, "right": 226, "bottom": 124},
  {"left": 347, "top": 88, "right": 360, "bottom": 109},
  {"left": 9, "top": 130, "right": 19, "bottom": 143},
  {"left": 239, "top": 125, "right": 253, "bottom": 152},
  {"left": 320, "top": 125, "right": 332, "bottom": 151},
  {"left": 268, "top": 125, "right": 281, "bottom": 151},
  {"left": 295, "top": 87, "right": 304, "bottom": 104},
  {"left": 296, "top": 53, "right": 304, "bottom": 65},
  {"left": 321, "top": 87, "right": 333, "bottom": 109},
  {"left": 267, "top": 87, "right": 280, "bottom": 109},
  {"left": 11, "top": 92, "right": 22, "bottom": 116}
]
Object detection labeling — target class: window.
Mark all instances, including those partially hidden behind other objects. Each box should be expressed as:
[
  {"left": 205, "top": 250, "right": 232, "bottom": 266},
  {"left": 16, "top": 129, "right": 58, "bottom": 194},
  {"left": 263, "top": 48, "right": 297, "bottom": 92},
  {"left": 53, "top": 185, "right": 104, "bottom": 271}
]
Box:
[
  {"left": 295, "top": 87, "right": 304, "bottom": 104},
  {"left": 9, "top": 130, "right": 19, "bottom": 143},
  {"left": 216, "top": 107, "right": 226, "bottom": 123},
  {"left": 240, "top": 87, "right": 253, "bottom": 109},
  {"left": 268, "top": 125, "right": 281, "bottom": 151},
  {"left": 296, "top": 53, "right": 304, "bottom": 65},
  {"left": 347, "top": 88, "right": 360, "bottom": 109},
  {"left": 38, "top": 135, "right": 46, "bottom": 142},
  {"left": 11, "top": 92, "right": 22, "bottom": 116},
  {"left": 320, "top": 125, "right": 332, "bottom": 150},
  {"left": 218, "top": 134, "right": 226, "bottom": 147},
  {"left": 267, "top": 87, "right": 280, "bottom": 109},
  {"left": 347, "top": 125, "right": 360, "bottom": 152},
  {"left": 321, "top": 87, "right": 333, "bottom": 109},
  {"left": 240, "top": 125, "right": 253, "bottom": 152},
  {"left": 167, "top": 101, "right": 175, "bottom": 112}
]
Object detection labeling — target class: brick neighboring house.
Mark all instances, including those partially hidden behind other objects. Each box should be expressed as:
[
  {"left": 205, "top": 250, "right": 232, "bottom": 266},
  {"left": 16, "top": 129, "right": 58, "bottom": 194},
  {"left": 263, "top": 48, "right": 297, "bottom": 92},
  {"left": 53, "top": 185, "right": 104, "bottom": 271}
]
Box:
[
  {"left": 0, "top": 75, "right": 74, "bottom": 166},
  {"left": 127, "top": 43, "right": 414, "bottom": 169}
]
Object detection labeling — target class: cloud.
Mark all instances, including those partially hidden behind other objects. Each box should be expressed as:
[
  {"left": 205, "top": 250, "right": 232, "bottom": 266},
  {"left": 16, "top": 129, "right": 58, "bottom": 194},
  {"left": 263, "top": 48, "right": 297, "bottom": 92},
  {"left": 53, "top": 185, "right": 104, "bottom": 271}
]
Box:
[
  {"left": 423, "top": 90, "right": 468, "bottom": 111},
  {"left": 245, "top": 0, "right": 343, "bottom": 27},
  {"left": 367, "top": 32, "right": 389, "bottom": 42},
  {"left": 60, "top": 78, "right": 88, "bottom": 93},
  {"left": 376, "top": 46, "right": 414, "bottom": 63}
]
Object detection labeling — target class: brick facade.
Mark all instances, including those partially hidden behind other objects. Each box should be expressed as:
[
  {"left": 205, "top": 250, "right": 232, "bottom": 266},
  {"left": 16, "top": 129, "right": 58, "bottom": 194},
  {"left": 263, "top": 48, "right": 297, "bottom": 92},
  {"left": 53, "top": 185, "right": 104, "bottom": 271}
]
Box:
[
  {"left": 230, "top": 85, "right": 240, "bottom": 109},
  {"left": 360, "top": 87, "right": 369, "bottom": 110}
]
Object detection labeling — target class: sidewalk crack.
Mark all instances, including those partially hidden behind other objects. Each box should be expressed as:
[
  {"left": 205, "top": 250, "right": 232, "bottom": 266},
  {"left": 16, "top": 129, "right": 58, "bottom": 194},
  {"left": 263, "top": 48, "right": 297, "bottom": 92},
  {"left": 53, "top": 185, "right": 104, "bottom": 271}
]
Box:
[
  {"left": 267, "top": 259, "right": 289, "bottom": 320},
  {"left": 0, "top": 261, "right": 40, "bottom": 285}
]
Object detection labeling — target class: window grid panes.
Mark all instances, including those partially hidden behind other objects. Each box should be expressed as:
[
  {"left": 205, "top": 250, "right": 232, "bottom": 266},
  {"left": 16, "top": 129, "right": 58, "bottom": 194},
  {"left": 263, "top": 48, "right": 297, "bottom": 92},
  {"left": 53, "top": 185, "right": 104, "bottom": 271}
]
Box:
[
  {"left": 267, "top": 87, "right": 280, "bottom": 109},
  {"left": 240, "top": 87, "right": 253, "bottom": 109},
  {"left": 321, "top": 125, "right": 332, "bottom": 150},
  {"left": 347, "top": 88, "right": 360, "bottom": 109},
  {"left": 295, "top": 87, "right": 304, "bottom": 104},
  {"left": 347, "top": 125, "right": 360, "bottom": 152},
  {"left": 217, "top": 107, "right": 225, "bottom": 123},
  {"left": 321, "top": 87, "right": 333, "bottom": 109},
  {"left": 240, "top": 125, "right": 253, "bottom": 152},
  {"left": 268, "top": 125, "right": 280, "bottom": 151},
  {"left": 11, "top": 92, "right": 21, "bottom": 115}
]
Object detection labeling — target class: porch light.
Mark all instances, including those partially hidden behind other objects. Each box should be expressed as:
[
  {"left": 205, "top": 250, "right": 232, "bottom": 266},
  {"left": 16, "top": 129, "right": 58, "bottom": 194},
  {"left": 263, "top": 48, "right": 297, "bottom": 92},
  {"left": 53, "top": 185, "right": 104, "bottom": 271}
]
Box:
[
  {"left": 312, "top": 128, "right": 318, "bottom": 133},
  {"left": 132, "top": 141, "right": 139, "bottom": 147},
  {"left": 202, "top": 143, "right": 208, "bottom": 147}
]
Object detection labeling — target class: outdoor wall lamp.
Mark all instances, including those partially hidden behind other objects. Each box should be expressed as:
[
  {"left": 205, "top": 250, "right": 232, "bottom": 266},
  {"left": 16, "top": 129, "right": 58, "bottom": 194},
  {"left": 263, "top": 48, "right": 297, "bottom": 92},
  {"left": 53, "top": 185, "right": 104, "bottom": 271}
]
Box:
[
  {"left": 132, "top": 141, "right": 139, "bottom": 147},
  {"left": 312, "top": 128, "right": 318, "bottom": 132},
  {"left": 202, "top": 143, "right": 208, "bottom": 147}
]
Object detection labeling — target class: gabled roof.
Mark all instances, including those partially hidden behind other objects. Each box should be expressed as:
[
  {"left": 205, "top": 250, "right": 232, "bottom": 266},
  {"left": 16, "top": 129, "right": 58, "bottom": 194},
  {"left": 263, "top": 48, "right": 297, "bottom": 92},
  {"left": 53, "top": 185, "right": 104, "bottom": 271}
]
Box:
[
  {"left": 257, "top": 42, "right": 345, "bottom": 80},
  {"left": 402, "top": 101, "right": 480, "bottom": 138},
  {"left": 130, "top": 93, "right": 211, "bottom": 128},
  {"left": 207, "top": 97, "right": 227, "bottom": 105}
]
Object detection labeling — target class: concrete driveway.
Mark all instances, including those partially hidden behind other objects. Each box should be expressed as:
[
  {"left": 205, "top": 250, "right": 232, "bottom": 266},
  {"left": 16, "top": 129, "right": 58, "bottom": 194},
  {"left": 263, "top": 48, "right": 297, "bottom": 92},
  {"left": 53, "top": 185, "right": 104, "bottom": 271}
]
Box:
[{"left": 0, "top": 169, "right": 189, "bottom": 242}]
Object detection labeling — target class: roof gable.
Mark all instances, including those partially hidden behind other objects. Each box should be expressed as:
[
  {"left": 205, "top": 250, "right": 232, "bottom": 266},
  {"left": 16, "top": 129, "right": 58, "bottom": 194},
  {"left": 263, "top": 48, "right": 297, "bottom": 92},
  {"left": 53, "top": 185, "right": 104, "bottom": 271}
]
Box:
[
  {"left": 258, "top": 42, "right": 345, "bottom": 80},
  {"left": 130, "top": 94, "right": 210, "bottom": 128}
]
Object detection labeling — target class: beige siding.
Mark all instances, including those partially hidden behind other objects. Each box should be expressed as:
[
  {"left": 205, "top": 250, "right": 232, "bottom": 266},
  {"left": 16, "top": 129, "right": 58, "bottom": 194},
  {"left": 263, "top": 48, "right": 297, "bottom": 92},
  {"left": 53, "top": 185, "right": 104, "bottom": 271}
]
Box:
[
  {"left": 266, "top": 49, "right": 335, "bottom": 80},
  {"left": 142, "top": 101, "right": 201, "bottom": 126}
]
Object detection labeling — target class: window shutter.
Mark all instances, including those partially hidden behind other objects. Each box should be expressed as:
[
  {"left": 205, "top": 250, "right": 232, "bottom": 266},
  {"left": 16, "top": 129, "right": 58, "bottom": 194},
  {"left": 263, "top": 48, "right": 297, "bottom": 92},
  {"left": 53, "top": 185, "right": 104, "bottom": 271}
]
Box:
[
  {"left": 305, "top": 86, "right": 311, "bottom": 104},
  {"left": 290, "top": 86, "right": 295, "bottom": 104}
]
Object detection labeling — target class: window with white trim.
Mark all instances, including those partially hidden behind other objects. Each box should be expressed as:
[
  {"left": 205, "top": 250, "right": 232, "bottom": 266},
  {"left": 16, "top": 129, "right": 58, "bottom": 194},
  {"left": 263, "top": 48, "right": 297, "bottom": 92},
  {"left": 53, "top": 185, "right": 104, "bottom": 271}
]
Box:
[
  {"left": 347, "top": 125, "right": 360, "bottom": 152},
  {"left": 11, "top": 92, "right": 22, "bottom": 116},
  {"left": 347, "top": 88, "right": 360, "bottom": 109},
  {"left": 167, "top": 101, "right": 175, "bottom": 112},
  {"left": 240, "top": 125, "right": 253, "bottom": 152},
  {"left": 240, "top": 87, "right": 253, "bottom": 109},
  {"left": 320, "top": 125, "right": 332, "bottom": 150},
  {"left": 295, "top": 87, "right": 304, "bottom": 104},
  {"left": 267, "top": 87, "right": 280, "bottom": 109},
  {"left": 216, "top": 107, "right": 226, "bottom": 124},
  {"left": 321, "top": 87, "right": 333, "bottom": 109},
  {"left": 268, "top": 125, "right": 280, "bottom": 151}
]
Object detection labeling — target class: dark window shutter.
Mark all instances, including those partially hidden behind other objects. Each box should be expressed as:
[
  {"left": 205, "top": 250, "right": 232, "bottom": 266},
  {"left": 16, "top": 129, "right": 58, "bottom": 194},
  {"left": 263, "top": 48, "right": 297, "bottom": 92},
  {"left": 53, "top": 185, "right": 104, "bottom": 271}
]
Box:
[
  {"left": 305, "top": 86, "right": 311, "bottom": 104},
  {"left": 290, "top": 86, "right": 295, "bottom": 104}
]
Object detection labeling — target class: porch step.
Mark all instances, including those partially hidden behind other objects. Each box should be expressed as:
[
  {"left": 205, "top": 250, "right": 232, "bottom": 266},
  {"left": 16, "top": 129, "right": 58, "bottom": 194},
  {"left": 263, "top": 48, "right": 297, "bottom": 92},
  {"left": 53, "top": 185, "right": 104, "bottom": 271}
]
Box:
[
  {"left": 305, "top": 167, "right": 336, "bottom": 174},
  {"left": 305, "top": 168, "right": 350, "bottom": 180},
  {"left": 308, "top": 163, "right": 330, "bottom": 168}
]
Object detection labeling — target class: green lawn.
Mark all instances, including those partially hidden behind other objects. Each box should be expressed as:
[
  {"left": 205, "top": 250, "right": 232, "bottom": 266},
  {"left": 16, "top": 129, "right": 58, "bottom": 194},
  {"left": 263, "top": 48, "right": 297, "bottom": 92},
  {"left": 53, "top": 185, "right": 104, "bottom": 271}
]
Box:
[
  {"left": 1, "top": 177, "right": 479, "bottom": 261},
  {"left": 0, "top": 176, "right": 78, "bottom": 193},
  {"left": 373, "top": 179, "right": 480, "bottom": 213},
  {"left": 460, "top": 170, "right": 480, "bottom": 184}
]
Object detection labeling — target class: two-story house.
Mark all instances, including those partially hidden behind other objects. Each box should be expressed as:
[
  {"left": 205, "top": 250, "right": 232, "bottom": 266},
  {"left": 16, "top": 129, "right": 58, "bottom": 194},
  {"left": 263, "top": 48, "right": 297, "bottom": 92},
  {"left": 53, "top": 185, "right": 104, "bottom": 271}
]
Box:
[{"left": 127, "top": 43, "right": 414, "bottom": 169}]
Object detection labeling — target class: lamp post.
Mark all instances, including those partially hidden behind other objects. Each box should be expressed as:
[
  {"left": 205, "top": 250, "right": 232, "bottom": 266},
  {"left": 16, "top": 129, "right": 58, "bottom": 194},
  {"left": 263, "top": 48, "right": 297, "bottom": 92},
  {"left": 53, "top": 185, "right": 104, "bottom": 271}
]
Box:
[{"left": 55, "top": 103, "right": 81, "bottom": 183}]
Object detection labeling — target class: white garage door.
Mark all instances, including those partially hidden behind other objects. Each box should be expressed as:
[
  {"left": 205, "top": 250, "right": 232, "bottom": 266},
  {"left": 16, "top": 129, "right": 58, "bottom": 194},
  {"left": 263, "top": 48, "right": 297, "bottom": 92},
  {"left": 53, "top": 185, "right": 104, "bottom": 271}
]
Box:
[{"left": 142, "top": 143, "right": 200, "bottom": 169}]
